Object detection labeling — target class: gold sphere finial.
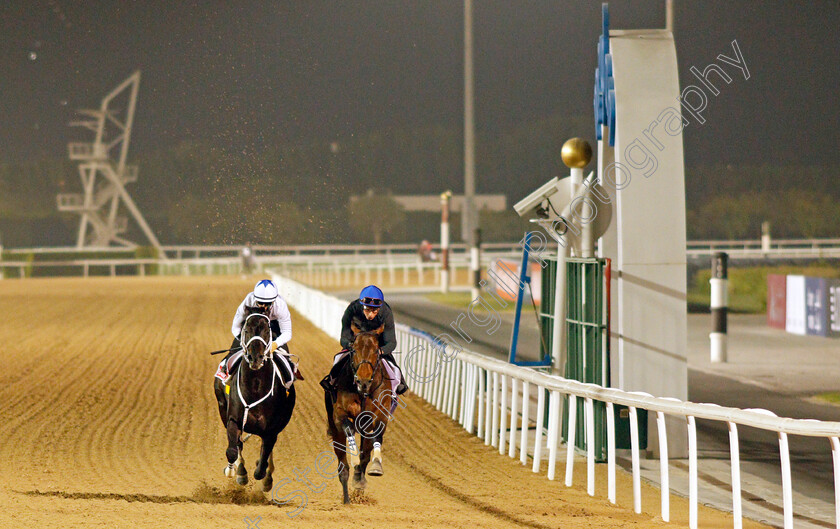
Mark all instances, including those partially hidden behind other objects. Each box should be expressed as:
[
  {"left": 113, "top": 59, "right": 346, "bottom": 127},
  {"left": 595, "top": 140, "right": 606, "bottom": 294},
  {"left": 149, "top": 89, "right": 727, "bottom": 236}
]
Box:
[{"left": 561, "top": 138, "right": 593, "bottom": 169}]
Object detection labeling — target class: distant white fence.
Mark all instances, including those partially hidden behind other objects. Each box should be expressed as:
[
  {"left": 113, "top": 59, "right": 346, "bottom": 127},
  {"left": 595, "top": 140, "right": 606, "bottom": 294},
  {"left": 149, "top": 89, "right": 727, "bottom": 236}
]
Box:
[
  {"left": 0, "top": 250, "right": 509, "bottom": 281},
  {"left": 0, "top": 257, "right": 246, "bottom": 279},
  {"left": 271, "top": 271, "right": 840, "bottom": 529},
  {"left": 6, "top": 237, "right": 840, "bottom": 259},
  {"left": 4, "top": 237, "right": 840, "bottom": 279}
]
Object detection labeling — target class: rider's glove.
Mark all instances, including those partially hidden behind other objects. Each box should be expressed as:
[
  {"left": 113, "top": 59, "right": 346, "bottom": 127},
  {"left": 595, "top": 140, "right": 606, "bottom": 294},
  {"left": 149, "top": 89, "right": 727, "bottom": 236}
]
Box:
[{"left": 269, "top": 342, "right": 279, "bottom": 353}]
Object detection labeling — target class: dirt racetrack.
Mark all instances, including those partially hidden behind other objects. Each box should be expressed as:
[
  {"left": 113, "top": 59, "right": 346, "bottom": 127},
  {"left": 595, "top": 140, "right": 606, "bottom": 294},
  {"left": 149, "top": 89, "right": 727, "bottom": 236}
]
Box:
[{"left": 0, "top": 276, "right": 772, "bottom": 529}]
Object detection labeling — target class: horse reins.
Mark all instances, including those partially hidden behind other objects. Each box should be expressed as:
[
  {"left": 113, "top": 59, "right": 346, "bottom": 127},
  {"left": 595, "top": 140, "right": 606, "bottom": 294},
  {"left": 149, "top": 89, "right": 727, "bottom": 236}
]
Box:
[{"left": 236, "top": 312, "right": 281, "bottom": 429}]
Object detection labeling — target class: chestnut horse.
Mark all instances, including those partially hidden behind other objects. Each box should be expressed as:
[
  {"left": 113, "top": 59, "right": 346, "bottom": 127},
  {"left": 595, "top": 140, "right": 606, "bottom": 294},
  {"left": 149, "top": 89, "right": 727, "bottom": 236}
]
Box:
[
  {"left": 213, "top": 307, "right": 296, "bottom": 491},
  {"left": 325, "top": 324, "right": 398, "bottom": 504}
]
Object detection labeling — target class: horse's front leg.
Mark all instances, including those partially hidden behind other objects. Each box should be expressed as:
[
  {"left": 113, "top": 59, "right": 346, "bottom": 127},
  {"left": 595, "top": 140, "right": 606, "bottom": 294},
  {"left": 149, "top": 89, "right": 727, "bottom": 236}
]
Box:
[
  {"left": 331, "top": 421, "right": 351, "bottom": 504},
  {"left": 254, "top": 433, "right": 277, "bottom": 481},
  {"left": 262, "top": 453, "right": 275, "bottom": 492},
  {"left": 354, "top": 434, "right": 374, "bottom": 490},
  {"left": 224, "top": 419, "right": 242, "bottom": 478}
]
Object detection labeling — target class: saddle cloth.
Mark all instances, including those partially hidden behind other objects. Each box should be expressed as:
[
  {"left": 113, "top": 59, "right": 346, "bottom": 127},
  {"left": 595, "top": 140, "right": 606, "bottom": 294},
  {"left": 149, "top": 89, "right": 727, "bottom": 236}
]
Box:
[{"left": 215, "top": 351, "right": 295, "bottom": 390}]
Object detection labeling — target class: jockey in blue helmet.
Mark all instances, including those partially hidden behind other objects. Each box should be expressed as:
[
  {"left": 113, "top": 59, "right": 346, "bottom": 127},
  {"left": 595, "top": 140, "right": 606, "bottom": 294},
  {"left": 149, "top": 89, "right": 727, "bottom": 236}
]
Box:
[{"left": 321, "top": 284, "right": 407, "bottom": 395}]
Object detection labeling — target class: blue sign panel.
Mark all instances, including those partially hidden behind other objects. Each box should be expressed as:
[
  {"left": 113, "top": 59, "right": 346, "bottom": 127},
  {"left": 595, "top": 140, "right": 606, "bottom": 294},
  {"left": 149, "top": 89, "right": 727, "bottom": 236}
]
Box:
[
  {"left": 594, "top": 3, "right": 616, "bottom": 145},
  {"left": 805, "top": 277, "right": 828, "bottom": 336},
  {"left": 827, "top": 278, "right": 840, "bottom": 338}
]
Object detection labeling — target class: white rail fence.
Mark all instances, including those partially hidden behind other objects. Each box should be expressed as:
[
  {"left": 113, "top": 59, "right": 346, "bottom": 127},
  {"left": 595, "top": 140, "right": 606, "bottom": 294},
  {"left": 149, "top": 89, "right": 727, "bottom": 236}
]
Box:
[
  {"left": 7, "top": 237, "right": 840, "bottom": 258},
  {"left": 0, "top": 250, "right": 514, "bottom": 281},
  {"left": 4, "top": 237, "right": 840, "bottom": 279},
  {"left": 271, "top": 271, "right": 840, "bottom": 529}
]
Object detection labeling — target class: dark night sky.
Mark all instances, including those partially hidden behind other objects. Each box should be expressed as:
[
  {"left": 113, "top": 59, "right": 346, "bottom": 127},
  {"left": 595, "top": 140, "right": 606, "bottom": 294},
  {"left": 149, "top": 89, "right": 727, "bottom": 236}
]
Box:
[{"left": 1, "top": 0, "right": 839, "bottom": 175}]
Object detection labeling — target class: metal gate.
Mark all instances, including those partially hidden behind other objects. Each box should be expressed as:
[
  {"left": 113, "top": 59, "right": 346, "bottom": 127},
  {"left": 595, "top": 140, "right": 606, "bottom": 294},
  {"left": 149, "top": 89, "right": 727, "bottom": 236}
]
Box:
[{"left": 561, "top": 257, "right": 609, "bottom": 461}]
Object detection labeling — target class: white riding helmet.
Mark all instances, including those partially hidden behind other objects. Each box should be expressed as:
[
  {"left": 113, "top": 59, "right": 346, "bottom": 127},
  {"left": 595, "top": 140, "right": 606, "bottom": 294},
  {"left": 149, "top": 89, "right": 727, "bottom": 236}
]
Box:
[{"left": 253, "top": 279, "right": 278, "bottom": 304}]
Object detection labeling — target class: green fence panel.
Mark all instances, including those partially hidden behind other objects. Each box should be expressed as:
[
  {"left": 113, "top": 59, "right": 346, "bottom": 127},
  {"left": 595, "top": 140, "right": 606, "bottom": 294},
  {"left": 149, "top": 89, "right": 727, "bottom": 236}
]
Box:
[{"left": 561, "top": 258, "right": 608, "bottom": 461}]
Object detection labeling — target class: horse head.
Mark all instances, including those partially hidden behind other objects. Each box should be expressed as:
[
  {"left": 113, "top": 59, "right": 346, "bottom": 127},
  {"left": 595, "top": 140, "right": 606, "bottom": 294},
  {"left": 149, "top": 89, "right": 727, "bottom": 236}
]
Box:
[
  {"left": 241, "top": 306, "right": 272, "bottom": 370},
  {"left": 350, "top": 323, "right": 383, "bottom": 395}
]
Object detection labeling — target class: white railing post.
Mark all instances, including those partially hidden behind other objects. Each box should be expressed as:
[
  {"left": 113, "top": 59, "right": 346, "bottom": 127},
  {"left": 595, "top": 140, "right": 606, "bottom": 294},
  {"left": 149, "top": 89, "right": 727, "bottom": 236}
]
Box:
[
  {"left": 520, "top": 380, "right": 530, "bottom": 465},
  {"left": 687, "top": 415, "right": 698, "bottom": 529},
  {"left": 464, "top": 364, "right": 476, "bottom": 432},
  {"left": 484, "top": 370, "right": 493, "bottom": 445},
  {"left": 630, "top": 406, "right": 642, "bottom": 514},
  {"left": 441, "top": 358, "right": 452, "bottom": 412},
  {"left": 565, "top": 394, "right": 576, "bottom": 486},
  {"left": 491, "top": 372, "right": 500, "bottom": 448},
  {"left": 606, "top": 401, "right": 616, "bottom": 504},
  {"left": 448, "top": 359, "right": 460, "bottom": 419},
  {"left": 547, "top": 390, "right": 560, "bottom": 481},
  {"left": 533, "top": 386, "right": 545, "bottom": 473},
  {"left": 729, "top": 422, "right": 743, "bottom": 529},
  {"left": 499, "top": 375, "right": 508, "bottom": 455},
  {"left": 656, "top": 410, "right": 670, "bottom": 521},
  {"left": 508, "top": 378, "right": 518, "bottom": 458},
  {"left": 477, "top": 368, "right": 485, "bottom": 440},
  {"left": 779, "top": 431, "right": 793, "bottom": 529}
]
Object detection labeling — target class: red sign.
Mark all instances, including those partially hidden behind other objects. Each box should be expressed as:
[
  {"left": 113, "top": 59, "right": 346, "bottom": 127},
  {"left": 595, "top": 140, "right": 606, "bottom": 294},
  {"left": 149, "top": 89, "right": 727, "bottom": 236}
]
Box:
[{"left": 766, "top": 274, "right": 786, "bottom": 329}]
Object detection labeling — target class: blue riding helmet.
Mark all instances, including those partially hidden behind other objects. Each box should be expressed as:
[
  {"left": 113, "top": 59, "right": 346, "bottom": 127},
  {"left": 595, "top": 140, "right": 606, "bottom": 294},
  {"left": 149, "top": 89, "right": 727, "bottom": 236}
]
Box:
[{"left": 359, "top": 285, "right": 384, "bottom": 308}]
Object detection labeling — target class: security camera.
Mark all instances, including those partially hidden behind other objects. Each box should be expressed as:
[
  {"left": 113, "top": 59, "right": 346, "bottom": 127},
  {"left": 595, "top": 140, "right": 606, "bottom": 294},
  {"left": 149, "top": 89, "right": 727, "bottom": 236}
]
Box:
[{"left": 513, "top": 176, "right": 569, "bottom": 218}]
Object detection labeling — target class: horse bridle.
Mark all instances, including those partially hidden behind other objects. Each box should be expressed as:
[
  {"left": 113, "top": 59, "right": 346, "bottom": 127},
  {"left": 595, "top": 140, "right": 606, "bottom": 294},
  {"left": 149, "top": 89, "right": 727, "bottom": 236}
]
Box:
[
  {"left": 236, "top": 312, "right": 281, "bottom": 430},
  {"left": 349, "top": 331, "right": 383, "bottom": 393},
  {"left": 241, "top": 312, "right": 272, "bottom": 367}
]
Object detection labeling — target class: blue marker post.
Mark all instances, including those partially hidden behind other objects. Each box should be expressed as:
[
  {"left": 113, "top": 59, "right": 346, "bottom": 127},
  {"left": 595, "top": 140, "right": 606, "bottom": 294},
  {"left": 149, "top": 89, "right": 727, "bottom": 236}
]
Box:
[{"left": 509, "top": 232, "right": 552, "bottom": 367}]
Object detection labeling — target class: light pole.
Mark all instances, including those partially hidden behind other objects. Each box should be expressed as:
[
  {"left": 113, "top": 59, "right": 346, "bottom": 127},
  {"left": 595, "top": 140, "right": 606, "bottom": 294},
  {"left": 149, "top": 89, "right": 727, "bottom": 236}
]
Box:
[{"left": 464, "top": 0, "right": 480, "bottom": 298}]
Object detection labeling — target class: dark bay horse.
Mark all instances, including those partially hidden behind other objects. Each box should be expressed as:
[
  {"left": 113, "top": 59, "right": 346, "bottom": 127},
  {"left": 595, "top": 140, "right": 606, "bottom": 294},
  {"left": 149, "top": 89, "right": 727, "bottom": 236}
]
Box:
[
  {"left": 213, "top": 306, "right": 296, "bottom": 491},
  {"left": 325, "top": 324, "right": 398, "bottom": 504}
]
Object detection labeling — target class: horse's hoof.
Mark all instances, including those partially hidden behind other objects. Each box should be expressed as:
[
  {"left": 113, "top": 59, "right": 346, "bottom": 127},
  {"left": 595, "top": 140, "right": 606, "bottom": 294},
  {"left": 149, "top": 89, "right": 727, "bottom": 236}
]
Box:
[
  {"left": 352, "top": 465, "right": 365, "bottom": 489},
  {"left": 236, "top": 475, "right": 249, "bottom": 486},
  {"left": 254, "top": 469, "right": 266, "bottom": 481},
  {"left": 224, "top": 464, "right": 236, "bottom": 477},
  {"left": 352, "top": 475, "right": 367, "bottom": 490},
  {"left": 367, "top": 457, "right": 383, "bottom": 477},
  {"left": 262, "top": 478, "right": 273, "bottom": 493}
]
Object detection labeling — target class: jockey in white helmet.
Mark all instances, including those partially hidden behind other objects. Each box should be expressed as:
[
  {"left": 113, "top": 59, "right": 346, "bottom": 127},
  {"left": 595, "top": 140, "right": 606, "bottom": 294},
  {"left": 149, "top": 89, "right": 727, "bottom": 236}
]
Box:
[{"left": 221, "top": 279, "right": 303, "bottom": 381}]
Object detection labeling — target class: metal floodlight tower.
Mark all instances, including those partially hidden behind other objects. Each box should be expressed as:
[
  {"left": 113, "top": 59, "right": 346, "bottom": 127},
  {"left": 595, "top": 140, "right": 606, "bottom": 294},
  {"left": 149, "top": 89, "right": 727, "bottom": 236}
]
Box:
[{"left": 57, "top": 71, "right": 163, "bottom": 252}]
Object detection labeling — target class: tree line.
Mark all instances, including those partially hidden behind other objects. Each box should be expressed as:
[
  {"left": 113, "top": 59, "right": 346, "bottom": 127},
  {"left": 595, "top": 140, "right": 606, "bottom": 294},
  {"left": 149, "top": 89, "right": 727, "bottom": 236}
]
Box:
[{"left": 0, "top": 116, "right": 837, "bottom": 247}]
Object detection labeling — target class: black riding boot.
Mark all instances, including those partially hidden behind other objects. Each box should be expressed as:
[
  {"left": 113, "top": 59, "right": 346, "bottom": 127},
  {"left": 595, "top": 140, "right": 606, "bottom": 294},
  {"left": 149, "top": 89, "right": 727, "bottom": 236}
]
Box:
[{"left": 320, "top": 353, "right": 350, "bottom": 396}]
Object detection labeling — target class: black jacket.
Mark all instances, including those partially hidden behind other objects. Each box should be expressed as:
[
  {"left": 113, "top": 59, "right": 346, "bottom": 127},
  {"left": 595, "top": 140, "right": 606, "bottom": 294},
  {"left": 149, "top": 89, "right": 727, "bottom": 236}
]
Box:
[{"left": 340, "top": 300, "right": 397, "bottom": 355}]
